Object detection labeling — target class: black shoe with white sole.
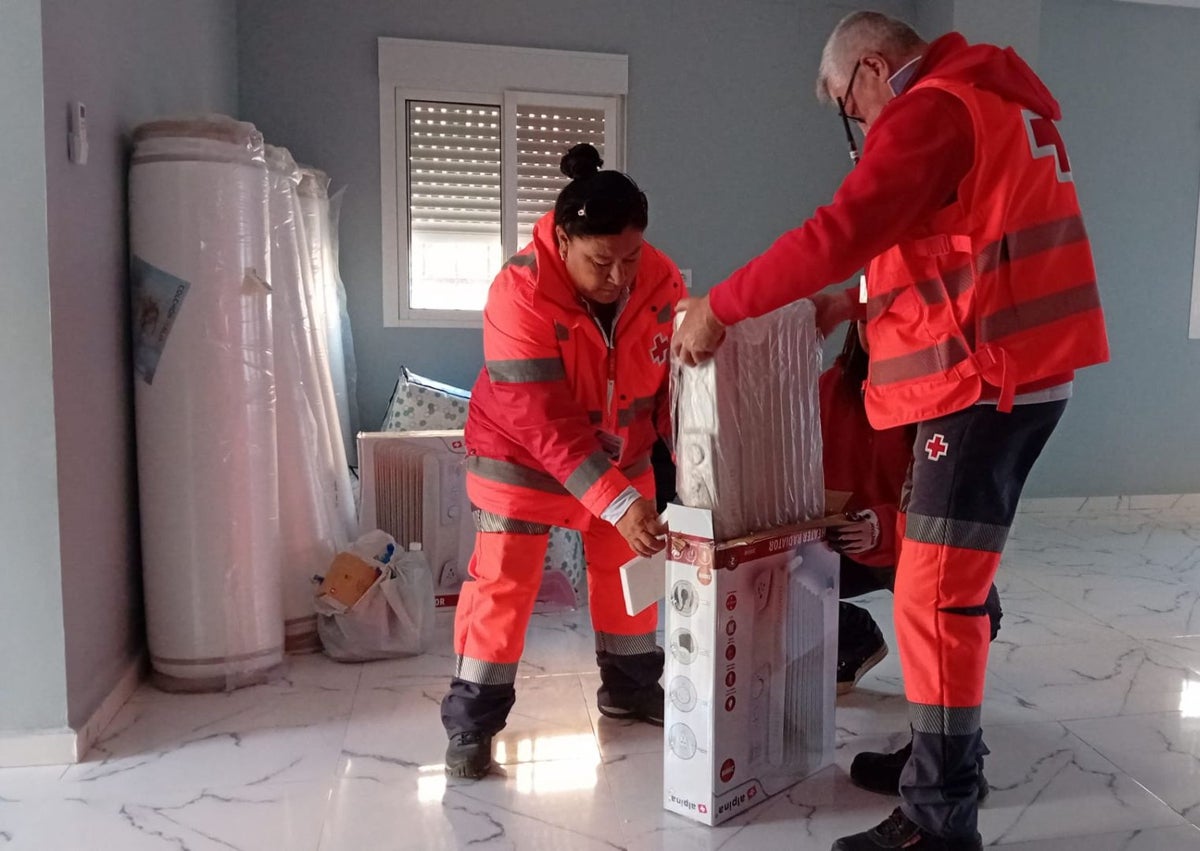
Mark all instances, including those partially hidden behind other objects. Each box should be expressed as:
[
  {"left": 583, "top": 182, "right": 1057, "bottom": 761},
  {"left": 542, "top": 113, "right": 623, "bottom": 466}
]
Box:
[{"left": 837, "top": 602, "right": 889, "bottom": 695}]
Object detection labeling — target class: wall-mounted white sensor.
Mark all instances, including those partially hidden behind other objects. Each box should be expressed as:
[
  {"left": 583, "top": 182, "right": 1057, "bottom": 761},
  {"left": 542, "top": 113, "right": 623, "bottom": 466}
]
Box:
[{"left": 68, "top": 101, "right": 88, "bottom": 165}]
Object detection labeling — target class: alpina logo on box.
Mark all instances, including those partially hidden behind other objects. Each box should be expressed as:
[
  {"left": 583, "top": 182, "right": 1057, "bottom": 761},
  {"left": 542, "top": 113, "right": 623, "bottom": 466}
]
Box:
[
  {"left": 667, "top": 792, "right": 698, "bottom": 812},
  {"left": 717, "top": 791, "right": 749, "bottom": 817}
]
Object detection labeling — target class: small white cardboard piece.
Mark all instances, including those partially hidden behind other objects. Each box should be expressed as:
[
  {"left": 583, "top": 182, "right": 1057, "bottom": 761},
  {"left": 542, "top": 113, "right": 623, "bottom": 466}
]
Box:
[
  {"left": 619, "top": 509, "right": 673, "bottom": 616},
  {"left": 620, "top": 549, "right": 667, "bottom": 616}
]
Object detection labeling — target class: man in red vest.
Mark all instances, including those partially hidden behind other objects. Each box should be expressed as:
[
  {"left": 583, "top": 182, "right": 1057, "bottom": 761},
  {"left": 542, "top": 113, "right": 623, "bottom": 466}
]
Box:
[{"left": 674, "top": 12, "right": 1109, "bottom": 851}]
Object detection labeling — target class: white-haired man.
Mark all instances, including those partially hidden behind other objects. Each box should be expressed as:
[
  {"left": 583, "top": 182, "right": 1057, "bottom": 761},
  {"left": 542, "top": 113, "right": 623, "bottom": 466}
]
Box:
[{"left": 674, "top": 11, "right": 1109, "bottom": 851}]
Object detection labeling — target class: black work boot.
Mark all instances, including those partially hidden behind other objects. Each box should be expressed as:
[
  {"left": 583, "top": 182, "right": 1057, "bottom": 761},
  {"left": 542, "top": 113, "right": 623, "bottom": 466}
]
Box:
[
  {"left": 832, "top": 808, "right": 982, "bottom": 850},
  {"left": 595, "top": 643, "right": 665, "bottom": 726},
  {"left": 850, "top": 740, "right": 989, "bottom": 803},
  {"left": 837, "top": 603, "right": 889, "bottom": 695},
  {"left": 445, "top": 731, "right": 494, "bottom": 780},
  {"left": 597, "top": 681, "right": 664, "bottom": 726}
]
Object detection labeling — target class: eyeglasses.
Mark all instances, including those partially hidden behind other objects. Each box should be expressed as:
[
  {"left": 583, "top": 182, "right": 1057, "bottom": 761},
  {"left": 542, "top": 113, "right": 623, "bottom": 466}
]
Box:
[{"left": 836, "top": 59, "right": 864, "bottom": 166}]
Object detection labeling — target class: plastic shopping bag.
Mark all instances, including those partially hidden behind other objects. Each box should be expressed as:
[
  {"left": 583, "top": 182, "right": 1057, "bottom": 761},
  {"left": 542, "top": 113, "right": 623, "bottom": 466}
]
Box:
[{"left": 315, "top": 532, "right": 435, "bottom": 661}]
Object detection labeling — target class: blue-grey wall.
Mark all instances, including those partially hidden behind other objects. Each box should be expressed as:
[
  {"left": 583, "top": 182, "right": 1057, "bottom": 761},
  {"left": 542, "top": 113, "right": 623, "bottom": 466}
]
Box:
[
  {"left": 1028, "top": 0, "right": 1200, "bottom": 496},
  {"left": 237, "top": 0, "right": 916, "bottom": 431},
  {"left": 0, "top": 0, "right": 68, "bottom": 733},
  {"left": 40, "top": 0, "right": 239, "bottom": 729},
  {"left": 916, "top": 0, "right": 956, "bottom": 37},
  {"left": 952, "top": 0, "right": 1041, "bottom": 64}
]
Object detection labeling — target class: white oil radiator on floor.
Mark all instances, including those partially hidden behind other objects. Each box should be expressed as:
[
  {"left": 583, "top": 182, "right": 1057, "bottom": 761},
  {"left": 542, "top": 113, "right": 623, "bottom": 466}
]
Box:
[{"left": 357, "top": 431, "right": 475, "bottom": 607}]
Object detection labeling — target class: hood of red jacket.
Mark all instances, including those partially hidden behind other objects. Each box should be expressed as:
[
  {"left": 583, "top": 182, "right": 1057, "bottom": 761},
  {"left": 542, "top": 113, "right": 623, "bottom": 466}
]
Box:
[
  {"left": 909, "top": 32, "right": 1061, "bottom": 121},
  {"left": 529, "top": 211, "right": 577, "bottom": 306}
]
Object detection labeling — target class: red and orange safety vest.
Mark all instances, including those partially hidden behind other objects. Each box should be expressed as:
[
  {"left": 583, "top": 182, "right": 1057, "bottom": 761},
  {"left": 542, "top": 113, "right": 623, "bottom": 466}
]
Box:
[{"left": 863, "top": 75, "right": 1110, "bottom": 429}]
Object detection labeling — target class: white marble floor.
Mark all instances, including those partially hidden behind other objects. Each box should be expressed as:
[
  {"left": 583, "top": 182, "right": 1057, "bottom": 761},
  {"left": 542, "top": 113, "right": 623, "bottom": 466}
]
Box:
[{"left": 6, "top": 500, "right": 1200, "bottom": 849}]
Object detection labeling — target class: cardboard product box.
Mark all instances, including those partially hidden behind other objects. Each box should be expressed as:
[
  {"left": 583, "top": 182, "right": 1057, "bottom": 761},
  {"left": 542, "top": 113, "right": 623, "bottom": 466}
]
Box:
[{"left": 662, "top": 504, "right": 840, "bottom": 826}]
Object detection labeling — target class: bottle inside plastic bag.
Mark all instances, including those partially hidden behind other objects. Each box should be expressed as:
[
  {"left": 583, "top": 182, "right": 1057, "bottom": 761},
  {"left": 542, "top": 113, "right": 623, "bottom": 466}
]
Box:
[
  {"left": 394, "top": 541, "right": 430, "bottom": 574},
  {"left": 350, "top": 529, "right": 396, "bottom": 565}
]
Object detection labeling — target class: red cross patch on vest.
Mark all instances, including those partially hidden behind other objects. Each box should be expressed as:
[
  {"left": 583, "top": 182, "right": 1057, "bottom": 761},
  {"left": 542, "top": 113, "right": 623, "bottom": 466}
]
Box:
[
  {"left": 925, "top": 433, "right": 950, "bottom": 462},
  {"left": 1023, "top": 109, "right": 1072, "bottom": 183},
  {"left": 651, "top": 333, "right": 670, "bottom": 364}
]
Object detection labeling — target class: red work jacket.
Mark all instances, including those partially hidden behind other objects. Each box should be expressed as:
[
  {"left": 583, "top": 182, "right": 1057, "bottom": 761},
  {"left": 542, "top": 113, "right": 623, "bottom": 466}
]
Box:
[{"left": 466, "top": 212, "right": 686, "bottom": 529}]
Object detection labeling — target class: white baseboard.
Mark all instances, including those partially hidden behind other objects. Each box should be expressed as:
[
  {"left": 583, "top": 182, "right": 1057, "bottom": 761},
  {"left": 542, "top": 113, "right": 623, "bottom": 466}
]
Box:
[
  {"left": 0, "top": 651, "right": 145, "bottom": 768},
  {"left": 0, "top": 728, "right": 78, "bottom": 768}
]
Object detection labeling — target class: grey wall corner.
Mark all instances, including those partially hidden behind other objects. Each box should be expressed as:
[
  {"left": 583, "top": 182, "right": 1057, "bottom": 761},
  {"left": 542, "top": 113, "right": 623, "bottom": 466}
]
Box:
[{"left": 0, "top": 0, "right": 70, "bottom": 736}]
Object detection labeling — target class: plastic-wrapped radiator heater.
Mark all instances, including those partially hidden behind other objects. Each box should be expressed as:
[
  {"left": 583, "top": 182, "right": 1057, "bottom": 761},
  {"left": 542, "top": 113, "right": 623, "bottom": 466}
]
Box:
[{"left": 673, "top": 299, "right": 826, "bottom": 538}]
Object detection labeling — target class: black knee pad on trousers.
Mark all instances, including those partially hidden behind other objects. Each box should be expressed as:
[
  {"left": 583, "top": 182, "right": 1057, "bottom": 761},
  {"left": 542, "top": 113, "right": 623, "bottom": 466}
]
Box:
[
  {"left": 596, "top": 647, "right": 665, "bottom": 698},
  {"left": 441, "top": 679, "right": 517, "bottom": 738},
  {"left": 985, "top": 583, "right": 1002, "bottom": 641}
]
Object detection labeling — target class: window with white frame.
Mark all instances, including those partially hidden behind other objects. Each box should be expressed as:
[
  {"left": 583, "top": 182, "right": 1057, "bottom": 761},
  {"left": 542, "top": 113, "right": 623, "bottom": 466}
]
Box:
[{"left": 379, "top": 39, "right": 628, "bottom": 328}]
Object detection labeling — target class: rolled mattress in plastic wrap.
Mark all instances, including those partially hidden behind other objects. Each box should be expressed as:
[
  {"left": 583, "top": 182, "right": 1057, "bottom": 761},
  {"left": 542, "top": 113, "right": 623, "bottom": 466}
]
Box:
[
  {"left": 266, "top": 146, "right": 354, "bottom": 653},
  {"left": 673, "top": 299, "right": 825, "bottom": 540},
  {"left": 130, "top": 116, "right": 283, "bottom": 690},
  {"left": 297, "top": 168, "right": 357, "bottom": 466}
]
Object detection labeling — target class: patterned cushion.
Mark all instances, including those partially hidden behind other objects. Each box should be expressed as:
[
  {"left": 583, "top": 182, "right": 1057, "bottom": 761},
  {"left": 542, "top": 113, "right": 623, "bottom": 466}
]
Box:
[
  {"left": 546, "top": 525, "right": 586, "bottom": 605},
  {"left": 381, "top": 367, "right": 470, "bottom": 432}
]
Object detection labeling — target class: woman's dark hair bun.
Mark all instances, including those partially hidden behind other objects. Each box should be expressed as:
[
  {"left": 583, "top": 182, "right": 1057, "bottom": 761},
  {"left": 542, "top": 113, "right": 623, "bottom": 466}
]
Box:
[
  {"left": 560, "top": 143, "right": 603, "bottom": 180},
  {"left": 553, "top": 143, "right": 647, "bottom": 237}
]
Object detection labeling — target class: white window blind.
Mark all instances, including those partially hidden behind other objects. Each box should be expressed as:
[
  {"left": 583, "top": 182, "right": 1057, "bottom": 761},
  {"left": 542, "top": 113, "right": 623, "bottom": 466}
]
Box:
[
  {"left": 407, "top": 101, "right": 502, "bottom": 312},
  {"left": 514, "top": 104, "right": 607, "bottom": 248},
  {"left": 504, "top": 91, "right": 621, "bottom": 258},
  {"left": 406, "top": 93, "right": 620, "bottom": 313},
  {"left": 408, "top": 101, "right": 501, "bottom": 236}
]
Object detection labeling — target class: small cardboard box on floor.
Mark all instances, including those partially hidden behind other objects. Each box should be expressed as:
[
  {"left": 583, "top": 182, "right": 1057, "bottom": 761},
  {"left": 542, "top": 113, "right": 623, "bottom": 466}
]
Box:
[{"left": 658, "top": 503, "right": 842, "bottom": 827}]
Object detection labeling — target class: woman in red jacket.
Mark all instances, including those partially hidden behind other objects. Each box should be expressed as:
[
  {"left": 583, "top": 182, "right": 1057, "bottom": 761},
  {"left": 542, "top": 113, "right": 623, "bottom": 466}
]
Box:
[{"left": 441, "top": 145, "right": 686, "bottom": 779}]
